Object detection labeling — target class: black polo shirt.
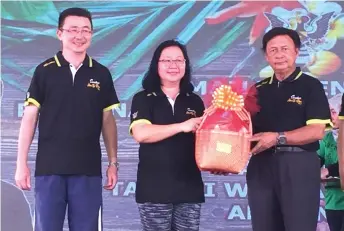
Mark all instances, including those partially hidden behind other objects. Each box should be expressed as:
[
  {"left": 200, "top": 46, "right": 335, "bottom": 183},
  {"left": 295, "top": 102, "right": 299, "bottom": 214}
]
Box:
[
  {"left": 339, "top": 94, "right": 344, "bottom": 120},
  {"left": 252, "top": 67, "right": 331, "bottom": 151},
  {"left": 129, "top": 89, "right": 205, "bottom": 204},
  {"left": 24, "top": 51, "right": 119, "bottom": 176}
]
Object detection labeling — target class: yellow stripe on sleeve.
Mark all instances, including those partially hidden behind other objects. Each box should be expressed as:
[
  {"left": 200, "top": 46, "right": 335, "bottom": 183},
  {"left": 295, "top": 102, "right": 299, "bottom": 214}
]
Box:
[
  {"left": 24, "top": 98, "right": 40, "bottom": 108},
  {"left": 129, "top": 119, "right": 152, "bottom": 135},
  {"left": 306, "top": 119, "right": 333, "bottom": 130},
  {"left": 103, "top": 103, "right": 120, "bottom": 112}
]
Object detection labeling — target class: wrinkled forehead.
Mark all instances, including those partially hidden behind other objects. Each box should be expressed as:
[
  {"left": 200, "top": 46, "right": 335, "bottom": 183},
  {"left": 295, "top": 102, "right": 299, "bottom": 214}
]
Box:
[{"left": 62, "top": 15, "right": 92, "bottom": 29}]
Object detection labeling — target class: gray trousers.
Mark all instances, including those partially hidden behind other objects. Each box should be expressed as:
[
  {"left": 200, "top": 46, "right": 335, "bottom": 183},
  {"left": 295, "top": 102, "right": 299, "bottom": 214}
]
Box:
[
  {"left": 137, "top": 203, "right": 201, "bottom": 231},
  {"left": 246, "top": 151, "right": 320, "bottom": 231}
]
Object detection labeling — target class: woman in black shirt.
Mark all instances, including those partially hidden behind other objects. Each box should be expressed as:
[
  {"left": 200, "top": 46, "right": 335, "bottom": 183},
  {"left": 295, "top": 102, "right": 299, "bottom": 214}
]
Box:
[{"left": 129, "top": 40, "right": 205, "bottom": 231}]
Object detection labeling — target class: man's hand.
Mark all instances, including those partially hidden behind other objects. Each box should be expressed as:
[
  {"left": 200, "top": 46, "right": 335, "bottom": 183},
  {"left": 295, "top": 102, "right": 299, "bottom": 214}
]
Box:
[
  {"left": 180, "top": 117, "right": 202, "bottom": 133},
  {"left": 250, "top": 132, "right": 278, "bottom": 155},
  {"left": 321, "top": 168, "right": 329, "bottom": 180},
  {"left": 15, "top": 164, "right": 31, "bottom": 190},
  {"left": 103, "top": 165, "right": 118, "bottom": 190}
]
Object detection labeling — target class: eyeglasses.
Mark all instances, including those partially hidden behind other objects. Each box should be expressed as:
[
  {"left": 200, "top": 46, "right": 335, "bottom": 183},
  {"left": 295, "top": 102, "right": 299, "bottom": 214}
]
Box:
[
  {"left": 158, "top": 59, "right": 186, "bottom": 66},
  {"left": 61, "top": 28, "right": 92, "bottom": 36}
]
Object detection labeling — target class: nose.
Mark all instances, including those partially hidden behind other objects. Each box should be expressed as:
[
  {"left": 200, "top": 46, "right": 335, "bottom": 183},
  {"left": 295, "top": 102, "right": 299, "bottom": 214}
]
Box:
[
  {"left": 75, "top": 32, "right": 83, "bottom": 39},
  {"left": 274, "top": 52, "right": 285, "bottom": 59},
  {"left": 169, "top": 62, "right": 178, "bottom": 68}
]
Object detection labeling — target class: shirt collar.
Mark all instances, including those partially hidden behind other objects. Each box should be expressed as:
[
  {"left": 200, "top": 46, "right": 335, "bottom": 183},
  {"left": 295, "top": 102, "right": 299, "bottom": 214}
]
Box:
[
  {"left": 269, "top": 67, "right": 302, "bottom": 84},
  {"left": 54, "top": 51, "right": 93, "bottom": 68}
]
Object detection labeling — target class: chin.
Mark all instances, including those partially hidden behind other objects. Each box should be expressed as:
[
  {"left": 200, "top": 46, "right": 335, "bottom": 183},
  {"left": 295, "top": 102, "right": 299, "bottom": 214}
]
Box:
[
  {"left": 273, "top": 65, "right": 289, "bottom": 72},
  {"left": 71, "top": 45, "right": 89, "bottom": 54},
  {"left": 167, "top": 76, "right": 183, "bottom": 82}
]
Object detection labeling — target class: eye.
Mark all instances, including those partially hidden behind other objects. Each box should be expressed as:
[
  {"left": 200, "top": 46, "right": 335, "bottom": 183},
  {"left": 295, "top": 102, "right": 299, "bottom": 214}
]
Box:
[{"left": 175, "top": 59, "right": 185, "bottom": 64}]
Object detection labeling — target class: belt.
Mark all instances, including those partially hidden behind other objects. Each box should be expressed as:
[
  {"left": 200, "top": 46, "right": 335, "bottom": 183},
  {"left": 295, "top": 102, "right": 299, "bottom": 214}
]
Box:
[{"left": 270, "top": 146, "right": 306, "bottom": 153}]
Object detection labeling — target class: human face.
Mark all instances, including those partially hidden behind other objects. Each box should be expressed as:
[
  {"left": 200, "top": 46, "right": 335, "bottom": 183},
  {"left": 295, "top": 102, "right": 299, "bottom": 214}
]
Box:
[
  {"left": 158, "top": 46, "right": 186, "bottom": 86},
  {"left": 330, "top": 107, "right": 340, "bottom": 128},
  {"left": 57, "top": 16, "right": 92, "bottom": 54},
  {"left": 265, "top": 35, "right": 299, "bottom": 73}
]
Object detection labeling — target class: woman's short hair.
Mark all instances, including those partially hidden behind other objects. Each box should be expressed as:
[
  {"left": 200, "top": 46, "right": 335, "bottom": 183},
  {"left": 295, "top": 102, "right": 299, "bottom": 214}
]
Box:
[{"left": 142, "top": 39, "right": 193, "bottom": 93}]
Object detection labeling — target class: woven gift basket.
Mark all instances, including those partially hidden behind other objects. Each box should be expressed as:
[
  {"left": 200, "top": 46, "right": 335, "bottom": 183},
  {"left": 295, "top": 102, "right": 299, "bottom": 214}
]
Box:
[{"left": 195, "top": 84, "right": 253, "bottom": 174}]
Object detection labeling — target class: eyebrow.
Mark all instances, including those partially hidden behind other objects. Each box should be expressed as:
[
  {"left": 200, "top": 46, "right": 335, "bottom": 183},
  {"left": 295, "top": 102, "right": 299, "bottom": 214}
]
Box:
[
  {"left": 160, "top": 56, "right": 184, "bottom": 59},
  {"left": 69, "top": 26, "right": 91, "bottom": 29},
  {"left": 270, "top": 45, "right": 289, "bottom": 49}
]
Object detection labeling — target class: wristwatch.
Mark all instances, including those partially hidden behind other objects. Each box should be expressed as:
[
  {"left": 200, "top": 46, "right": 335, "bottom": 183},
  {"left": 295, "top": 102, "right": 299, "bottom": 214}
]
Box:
[
  {"left": 109, "top": 162, "right": 119, "bottom": 170},
  {"left": 277, "top": 132, "right": 287, "bottom": 145}
]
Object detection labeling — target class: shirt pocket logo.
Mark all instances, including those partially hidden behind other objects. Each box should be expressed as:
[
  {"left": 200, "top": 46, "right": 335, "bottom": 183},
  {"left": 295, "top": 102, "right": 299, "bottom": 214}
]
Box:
[
  {"left": 287, "top": 95, "right": 303, "bottom": 106},
  {"left": 186, "top": 108, "right": 197, "bottom": 117},
  {"left": 87, "top": 79, "right": 101, "bottom": 91}
]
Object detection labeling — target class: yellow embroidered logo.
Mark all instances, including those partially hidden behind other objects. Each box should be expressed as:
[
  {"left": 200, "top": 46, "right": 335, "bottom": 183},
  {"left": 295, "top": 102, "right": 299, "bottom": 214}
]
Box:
[
  {"left": 186, "top": 108, "right": 196, "bottom": 117},
  {"left": 87, "top": 79, "right": 100, "bottom": 91},
  {"left": 287, "top": 95, "right": 302, "bottom": 105}
]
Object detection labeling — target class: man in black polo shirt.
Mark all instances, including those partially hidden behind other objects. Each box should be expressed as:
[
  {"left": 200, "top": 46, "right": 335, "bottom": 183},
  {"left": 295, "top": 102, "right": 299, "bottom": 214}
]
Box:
[
  {"left": 247, "top": 27, "right": 331, "bottom": 231},
  {"left": 15, "top": 8, "right": 119, "bottom": 231}
]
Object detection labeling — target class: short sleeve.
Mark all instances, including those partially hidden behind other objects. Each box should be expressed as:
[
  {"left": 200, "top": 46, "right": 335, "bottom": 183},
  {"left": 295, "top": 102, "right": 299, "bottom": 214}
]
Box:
[
  {"left": 305, "top": 80, "right": 332, "bottom": 127},
  {"left": 102, "top": 69, "right": 120, "bottom": 112},
  {"left": 24, "top": 67, "right": 44, "bottom": 108},
  {"left": 339, "top": 94, "right": 344, "bottom": 120},
  {"left": 129, "top": 92, "right": 153, "bottom": 134},
  {"left": 195, "top": 95, "right": 205, "bottom": 117}
]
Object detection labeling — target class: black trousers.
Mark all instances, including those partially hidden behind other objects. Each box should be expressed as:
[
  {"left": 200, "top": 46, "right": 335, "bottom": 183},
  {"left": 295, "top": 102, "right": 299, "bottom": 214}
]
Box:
[
  {"left": 246, "top": 151, "right": 320, "bottom": 231},
  {"left": 326, "top": 210, "right": 344, "bottom": 231}
]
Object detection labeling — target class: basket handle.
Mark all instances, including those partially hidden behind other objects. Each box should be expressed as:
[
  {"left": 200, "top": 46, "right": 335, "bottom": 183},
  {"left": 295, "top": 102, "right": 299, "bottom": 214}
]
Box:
[
  {"left": 197, "top": 111, "right": 210, "bottom": 131},
  {"left": 197, "top": 107, "right": 253, "bottom": 134},
  {"left": 238, "top": 108, "right": 253, "bottom": 136}
]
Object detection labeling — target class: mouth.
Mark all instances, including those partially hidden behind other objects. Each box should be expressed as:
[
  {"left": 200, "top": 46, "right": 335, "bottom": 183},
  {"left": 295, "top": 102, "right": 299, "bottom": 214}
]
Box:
[
  {"left": 167, "top": 72, "right": 180, "bottom": 75},
  {"left": 73, "top": 42, "right": 86, "bottom": 47},
  {"left": 275, "top": 62, "right": 287, "bottom": 65}
]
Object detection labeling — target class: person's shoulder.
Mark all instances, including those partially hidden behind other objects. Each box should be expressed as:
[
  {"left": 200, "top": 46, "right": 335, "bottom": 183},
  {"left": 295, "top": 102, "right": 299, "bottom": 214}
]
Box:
[
  {"left": 299, "top": 72, "right": 322, "bottom": 86},
  {"left": 36, "top": 56, "right": 59, "bottom": 71},
  {"left": 189, "top": 92, "right": 203, "bottom": 102},
  {"left": 254, "top": 77, "right": 272, "bottom": 89},
  {"left": 133, "top": 90, "right": 152, "bottom": 100},
  {"left": 90, "top": 58, "right": 114, "bottom": 83},
  {"left": 91, "top": 58, "right": 110, "bottom": 73}
]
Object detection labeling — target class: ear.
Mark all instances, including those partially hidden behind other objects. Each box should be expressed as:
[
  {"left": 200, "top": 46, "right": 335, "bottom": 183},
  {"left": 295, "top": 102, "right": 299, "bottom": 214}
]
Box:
[
  {"left": 264, "top": 52, "right": 269, "bottom": 62},
  {"left": 56, "top": 29, "right": 62, "bottom": 41},
  {"left": 295, "top": 48, "right": 299, "bottom": 56}
]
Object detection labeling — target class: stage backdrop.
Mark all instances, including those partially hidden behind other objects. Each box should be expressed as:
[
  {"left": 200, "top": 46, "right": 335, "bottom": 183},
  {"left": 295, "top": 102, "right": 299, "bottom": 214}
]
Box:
[{"left": 1, "top": 1, "right": 344, "bottom": 230}]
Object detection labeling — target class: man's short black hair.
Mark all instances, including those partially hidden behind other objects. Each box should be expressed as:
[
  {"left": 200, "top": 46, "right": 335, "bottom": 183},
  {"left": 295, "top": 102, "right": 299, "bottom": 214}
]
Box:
[
  {"left": 262, "top": 27, "right": 301, "bottom": 52},
  {"left": 58, "top": 7, "right": 93, "bottom": 29}
]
